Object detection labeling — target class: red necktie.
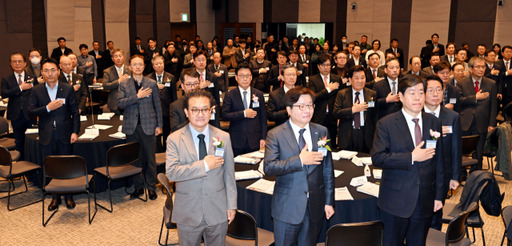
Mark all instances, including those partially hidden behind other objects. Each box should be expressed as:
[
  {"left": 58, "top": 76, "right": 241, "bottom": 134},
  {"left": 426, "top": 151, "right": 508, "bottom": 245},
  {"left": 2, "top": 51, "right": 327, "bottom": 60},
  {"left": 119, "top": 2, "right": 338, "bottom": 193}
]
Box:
[
  {"left": 475, "top": 81, "right": 479, "bottom": 93},
  {"left": 199, "top": 73, "right": 204, "bottom": 82},
  {"left": 412, "top": 118, "right": 421, "bottom": 147}
]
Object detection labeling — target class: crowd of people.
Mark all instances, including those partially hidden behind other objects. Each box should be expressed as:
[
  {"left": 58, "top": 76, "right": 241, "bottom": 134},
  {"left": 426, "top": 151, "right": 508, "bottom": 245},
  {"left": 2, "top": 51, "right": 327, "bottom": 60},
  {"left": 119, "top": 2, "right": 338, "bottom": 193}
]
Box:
[{"left": 3, "top": 31, "right": 512, "bottom": 245}]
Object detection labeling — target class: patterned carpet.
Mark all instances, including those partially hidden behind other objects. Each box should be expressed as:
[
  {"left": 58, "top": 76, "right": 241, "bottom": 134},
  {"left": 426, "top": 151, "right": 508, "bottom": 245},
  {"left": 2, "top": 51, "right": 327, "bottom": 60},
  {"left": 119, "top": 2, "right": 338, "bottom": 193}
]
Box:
[{"left": 0, "top": 158, "right": 510, "bottom": 245}]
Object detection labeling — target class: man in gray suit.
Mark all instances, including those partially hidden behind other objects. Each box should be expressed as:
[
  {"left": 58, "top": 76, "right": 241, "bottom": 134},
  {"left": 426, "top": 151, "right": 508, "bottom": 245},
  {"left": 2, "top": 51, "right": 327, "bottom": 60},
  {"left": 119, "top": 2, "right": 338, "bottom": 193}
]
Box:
[
  {"left": 166, "top": 89, "right": 237, "bottom": 246},
  {"left": 103, "top": 49, "right": 130, "bottom": 114},
  {"left": 118, "top": 54, "right": 163, "bottom": 200},
  {"left": 264, "top": 86, "right": 335, "bottom": 245}
]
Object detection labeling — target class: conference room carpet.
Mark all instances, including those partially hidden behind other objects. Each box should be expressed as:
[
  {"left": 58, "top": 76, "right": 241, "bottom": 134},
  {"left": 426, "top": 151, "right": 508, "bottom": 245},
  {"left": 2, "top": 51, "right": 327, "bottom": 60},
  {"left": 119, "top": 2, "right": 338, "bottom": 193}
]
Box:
[{"left": 0, "top": 159, "right": 510, "bottom": 245}]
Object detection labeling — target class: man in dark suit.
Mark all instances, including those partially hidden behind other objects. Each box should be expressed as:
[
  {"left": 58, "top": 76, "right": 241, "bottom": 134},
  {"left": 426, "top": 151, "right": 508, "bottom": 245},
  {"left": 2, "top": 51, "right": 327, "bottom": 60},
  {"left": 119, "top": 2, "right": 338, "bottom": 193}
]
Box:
[
  {"left": 146, "top": 55, "right": 177, "bottom": 152},
  {"left": 308, "top": 53, "right": 343, "bottom": 141},
  {"left": 169, "top": 69, "right": 200, "bottom": 132},
  {"left": 457, "top": 57, "right": 497, "bottom": 173},
  {"left": 496, "top": 45, "right": 512, "bottom": 108},
  {"left": 28, "top": 58, "right": 80, "bottom": 211},
  {"left": 194, "top": 51, "right": 220, "bottom": 128},
  {"left": 423, "top": 76, "right": 462, "bottom": 230},
  {"left": 130, "top": 37, "right": 145, "bottom": 56},
  {"left": 347, "top": 45, "right": 367, "bottom": 69},
  {"left": 163, "top": 43, "right": 181, "bottom": 77},
  {"left": 264, "top": 86, "right": 335, "bottom": 245},
  {"left": 385, "top": 38, "right": 404, "bottom": 69},
  {"left": 440, "top": 43, "right": 456, "bottom": 66},
  {"left": 375, "top": 58, "right": 402, "bottom": 119},
  {"left": 288, "top": 50, "right": 307, "bottom": 87},
  {"left": 264, "top": 35, "right": 278, "bottom": 65},
  {"left": 430, "top": 33, "right": 445, "bottom": 56},
  {"left": 434, "top": 62, "right": 460, "bottom": 112},
  {"left": 333, "top": 65, "right": 377, "bottom": 152},
  {"left": 331, "top": 51, "right": 350, "bottom": 87},
  {"left": 267, "top": 65, "right": 296, "bottom": 127},
  {"left": 88, "top": 41, "right": 104, "bottom": 79},
  {"left": 50, "top": 37, "right": 73, "bottom": 61},
  {"left": 403, "top": 56, "right": 428, "bottom": 79},
  {"left": 143, "top": 38, "right": 160, "bottom": 75},
  {"left": 58, "top": 56, "right": 88, "bottom": 114},
  {"left": 365, "top": 53, "right": 385, "bottom": 89},
  {"left": 1, "top": 53, "right": 38, "bottom": 160},
  {"left": 298, "top": 44, "right": 312, "bottom": 76},
  {"left": 422, "top": 53, "right": 440, "bottom": 77},
  {"left": 25, "top": 49, "right": 43, "bottom": 80},
  {"left": 103, "top": 41, "right": 115, "bottom": 70},
  {"left": 207, "top": 52, "right": 230, "bottom": 92},
  {"left": 268, "top": 51, "right": 288, "bottom": 91},
  {"left": 103, "top": 49, "right": 130, "bottom": 115},
  {"left": 117, "top": 54, "right": 163, "bottom": 200},
  {"left": 234, "top": 40, "right": 252, "bottom": 66},
  {"left": 371, "top": 74, "right": 444, "bottom": 246},
  {"left": 484, "top": 50, "right": 500, "bottom": 83},
  {"left": 250, "top": 48, "right": 273, "bottom": 92},
  {"left": 222, "top": 64, "right": 267, "bottom": 156}
]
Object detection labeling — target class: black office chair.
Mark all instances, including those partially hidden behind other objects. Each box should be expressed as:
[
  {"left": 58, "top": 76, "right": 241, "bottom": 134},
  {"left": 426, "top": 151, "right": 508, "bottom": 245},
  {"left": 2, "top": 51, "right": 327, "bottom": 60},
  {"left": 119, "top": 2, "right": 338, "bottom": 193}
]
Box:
[
  {"left": 0, "top": 117, "right": 16, "bottom": 150},
  {"left": 42, "top": 155, "right": 96, "bottom": 226},
  {"left": 461, "top": 135, "right": 480, "bottom": 168},
  {"left": 325, "top": 220, "right": 383, "bottom": 246},
  {"left": 0, "top": 146, "right": 41, "bottom": 211},
  {"left": 225, "top": 209, "right": 274, "bottom": 246},
  {"left": 157, "top": 173, "right": 178, "bottom": 246},
  {"left": 426, "top": 202, "right": 477, "bottom": 245},
  {"left": 501, "top": 205, "right": 512, "bottom": 246},
  {"left": 94, "top": 142, "right": 146, "bottom": 213}
]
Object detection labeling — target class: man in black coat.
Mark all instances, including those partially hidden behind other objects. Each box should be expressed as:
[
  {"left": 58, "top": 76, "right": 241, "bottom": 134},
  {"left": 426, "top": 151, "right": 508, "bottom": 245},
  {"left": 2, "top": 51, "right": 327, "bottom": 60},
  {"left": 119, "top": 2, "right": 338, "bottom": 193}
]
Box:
[
  {"left": 374, "top": 58, "right": 403, "bottom": 119},
  {"left": 50, "top": 37, "right": 73, "bottom": 61}
]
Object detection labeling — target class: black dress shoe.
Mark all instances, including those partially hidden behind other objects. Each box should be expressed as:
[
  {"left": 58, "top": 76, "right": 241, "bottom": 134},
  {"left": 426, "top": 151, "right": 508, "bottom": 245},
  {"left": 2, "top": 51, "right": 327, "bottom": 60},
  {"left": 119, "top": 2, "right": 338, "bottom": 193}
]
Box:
[
  {"left": 48, "top": 197, "right": 62, "bottom": 211},
  {"left": 148, "top": 190, "right": 157, "bottom": 200},
  {"left": 130, "top": 189, "right": 144, "bottom": 198},
  {"left": 65, "top": 197, "right": 76, "bottom": 209}
]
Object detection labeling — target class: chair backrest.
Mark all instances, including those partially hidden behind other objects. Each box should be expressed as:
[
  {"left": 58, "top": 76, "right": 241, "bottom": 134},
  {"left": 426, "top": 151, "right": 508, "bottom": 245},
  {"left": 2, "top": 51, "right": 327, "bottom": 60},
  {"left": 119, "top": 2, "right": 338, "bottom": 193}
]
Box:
[
  {"left": 44, "top": 155, "right": 88, "bottom": 180},
  {"left": 461, "top": 135, "right": 480, "bottom": 156},
  {"left": 501, "top": 205, "right": 512, "bottom": 229},
  {"left": 106, "top": 142, "right": 139, "bottom": 168},
  {"left": 0, "top": 145, "right": 12, "bottom": 166},
  {"left": 157, "top": 173, "right": 174, "bottom": 211},
  {"left": 0, "top": 117, "right": 9, "bottom": 135},
  {"left": 446, "top": 201, "right": 478, "bottom": 244},
  {"left": 326, "top": 220, "right": 383, "bottom": 246},
  {"left": 227, "top": 210, "right": 258, "bottom": 242}
]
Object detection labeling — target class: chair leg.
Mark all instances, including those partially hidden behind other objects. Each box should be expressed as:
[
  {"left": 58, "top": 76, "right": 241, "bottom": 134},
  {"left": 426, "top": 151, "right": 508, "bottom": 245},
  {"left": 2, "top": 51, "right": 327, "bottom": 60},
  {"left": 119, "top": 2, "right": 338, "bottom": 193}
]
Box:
[
  {"left": 87, "top": 186, "right": 98, "bottom": 224},
  {"left": 158, "top": 217, "right": 166, "bottom": 246},
  {"left": 95, "top": 174, "right": 114, "bottom": 213},
  {"left": 42, "top": 192, "right": 58, "bottom": 227},
  {"left": 481, "top": 227, "right": 486, "bottom": 246},
  {"left": 6, "top": 173, "right": 43, "bottom": 211}
]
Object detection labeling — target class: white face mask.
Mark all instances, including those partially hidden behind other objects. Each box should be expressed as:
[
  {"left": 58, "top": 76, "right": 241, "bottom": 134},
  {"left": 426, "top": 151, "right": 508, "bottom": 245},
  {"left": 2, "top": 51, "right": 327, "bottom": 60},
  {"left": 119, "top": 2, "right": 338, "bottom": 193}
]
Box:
[
  {"left": 342, "top": 39, "right": 347, "bottom": 43},
  {"left": 30, "top": 57, "right": 41, "bottom": 65}
]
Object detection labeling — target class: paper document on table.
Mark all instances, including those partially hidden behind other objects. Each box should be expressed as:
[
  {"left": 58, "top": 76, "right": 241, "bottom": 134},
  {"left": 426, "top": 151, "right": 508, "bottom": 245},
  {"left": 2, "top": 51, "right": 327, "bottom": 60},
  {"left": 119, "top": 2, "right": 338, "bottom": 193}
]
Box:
[
  {"left": 80, "top": 115, "right": 87, "bottom": 122},
  {"left": 356, "top": 182, "right": 380, "bottom": 197},
  {"left": 334, "top": 170, "right": 344, "bottom": 178},
  {"left": 235, "top": 170, "right": 263, "bottom": 181},
  {"left": 79, "top": 133, "right": 98, "bottom": 141},
  {"left": 373, "top": 169, "right": 382, "bottom": 179},
  {"left": 258, "top": 160, "right": 265, "bottom": 175},
  {"left": 350, "top": 175, "right": 368, "bottom": 187},
  {"left": 234, "top": 156, "right": 260, "bottom": 164},
  {"left": 87, "top": 124, "right": 112, "bottom": 130},
  {"left": 241, "top": 150, "right": 265, "bottom": 159},
  {"left": 25, "top": 128, "right": 38, "bottom": 134},
  {"left": 337, "top": 150, "right": 358, "bottom": 159},
  {"left": 97, "top": 113, "right": 115, "bottom": 120},
  {"left": 360, "top": 157, "right": 372, "bottom": 165},
  {"left": 247, "top": 179, "right": 275, "bottom": 195},
  {"left": 109, "top": 132, "right": 126, "bottom": 140},
  {"left": 352, "top": 156, "right": 363, "bottom": 166},
  {"left": 335, "top": 187, "right": 354, "bottom": 201}
]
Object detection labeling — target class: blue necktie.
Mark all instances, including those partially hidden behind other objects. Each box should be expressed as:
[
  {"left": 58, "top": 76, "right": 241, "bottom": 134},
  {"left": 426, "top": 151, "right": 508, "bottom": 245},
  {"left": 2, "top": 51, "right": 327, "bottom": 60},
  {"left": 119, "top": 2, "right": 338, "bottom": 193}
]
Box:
[
  {"left": 243, "top": 91, "right": 248, "bottom": 109},
  {"left": 298, "top": 128, "right": 306, "bottom": 151}
]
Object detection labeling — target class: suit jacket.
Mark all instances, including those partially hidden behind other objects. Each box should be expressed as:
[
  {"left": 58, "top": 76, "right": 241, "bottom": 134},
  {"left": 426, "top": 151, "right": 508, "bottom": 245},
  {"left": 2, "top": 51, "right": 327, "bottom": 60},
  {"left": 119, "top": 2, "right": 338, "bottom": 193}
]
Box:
[
  {"left": 444, "top": 83, "right": 461, "bottom": 112},
  {"left": 264, "top": 121, "right": 335, "bottom": 224},
  {"left": 457, "top": 76, "right": 497, "bottom": 133},
  {"left": 130, "top": 44, "right": 146, "bottom": 56},
  {"left": 347, "top": 57, "right": 367, "bottom": 69},
  {"left": 438, "top": 106, "right": 462, "bottom": 184},
  {"left": 495, "top": 59, "right": 512, "bottom": 96},
  {"left": 163, "top": 50, "right": 181, "bottom": 77},
  {"left": 197, "top": 69, "right": 221, "bottom": 121},
  {"left": 50, "top": 47, "right": 73, "bottom": 61},
  {"left": 374, "top": 78, "right": 402, "bottom": 119},
  {"left": 102, "top": 49, "right": 114, "bottom": 69},
  {"left": 169, "top": 97, "right": 187, "bottom": 132},
  {"left": 1, "top": 72, "right": 38, "bottom": 120},
  {"left": 385, "top": 47, "right": 405, "bottom": 68},
  {"left": 222, "top": 87, "right": 267, "bottom": 150},
  {"left": 371, "top": 111, "right": 444, "bottom": 218},
  {"left": 298, "top": 53, "right": 312, "bottom": 76},
  {"left": 146, "top": 72, "right": 177, "bottom": 117},
  {"left": 103, "top": 65, "right": 130, "bottom": 113},
  {"left": 235, "top": 48, "right": 253, "bottom": 65},
  {"left": 403, "top": 69, "right": 428, "bottom": 80},
  {"left": 422, "top": 66, "right": 435, "bottom": 77},
  {"left": 117, "top": 76, "right": 163, "bottom": 135},
  {"left": 89, "top": 50, "right": 105, "bottom": 78},
  {"left": 222, "top": 46, "right": 237, "bottom": 68},
  {"left": 25, "top": 64, "right": 41, "bottom": 78},
  {"left": 28, "top": 82, "right": 80, "bottom": 145},
  {"left": 308, "top": 73, "right": 344, "bottom": 124},
  {"left": 484, "top": 62, "right": 500, "bottom": 84},
  {"left": 207, "top": 63, "right": 230, "bottom": 92},
  {"left": 440, "top": 54, "right": 456, "bottom": 65},
  {"left": 365, "top": 67, "right": 386, "bottom": 89},
  {"left": 143, "top": 48, "right": 160, "bottom": 74},
  {"left": 266, "top": 87, "right": 288, "bottom": 127},
  {"left": 250, "top": 59, "right": 272, "bottom": 92},
  {"left": 58, "top": 73, "right": 88, "bottom": 112},
  {"left": 332, "top": 87, "right": 377, "bottom": 150},
  {"left": 166, "top": 124, "right": 237, "bottom": 227}
]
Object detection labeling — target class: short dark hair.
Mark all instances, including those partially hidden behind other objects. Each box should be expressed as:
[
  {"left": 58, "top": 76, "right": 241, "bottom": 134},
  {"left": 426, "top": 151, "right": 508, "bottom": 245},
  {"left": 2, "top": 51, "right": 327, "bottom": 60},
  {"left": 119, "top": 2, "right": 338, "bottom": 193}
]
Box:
[
  {"left": 147, "top": 37, "right": 156, "bottom": 43},
  {"left": 180, "top": 68, "right": 199, "bottom": 83},
  {"left": 409, "top": 56, "right": 421, "bottom": 64},
  {"left": 446, "top": 42, "right": 455, "bottom": 49},
  {"left": 477, "top": 43, "right": 486, "bottom": 48},
  {"left": 277, "top": 51, "right": 287, "bottom": 58},
  {"left": 193, "top": 50, "right": 207, "bottom": 59},
  {"left": 456, "top": 48, "right": 466, "bottom": 55},
  {"left": 372, "top": 40, "right": 381, "bottom": 49},
  {"left": 284, "top": 86, "right": 314, "bottom": 107},
  {"left": 236, "top": 63, "right": 251, "bottom": 74},
  {"left": 424, "top": 75, "right": 444, "bottom": 90},
  {"left": 135, "top": 37, "right": 141, "bottom": 40},
  {"left": 316, "top": 53, "right": 331, "bottom": 65},
  {"left": 107, "top": 40, "right": 113, "bottom": 45},
  {"left": 57, "top": 37, "right": 66, "bottom": 42},
  {"left": 398, "top": 74, "right": 424, "bottom": 95},
  {"left": 28, "top": 48, "right": 41, "bottom": 56},
  {"left": 430, "top": 52, "right": 440, "bottom": 58},
  {"left": 41, "top": 57, "right": 59, "bottom": 69},
  {"left": 451, "top": 63, "right": 465, "bottom": 71},
  {"left": 385, "top": 57, "right": 399, "bottom": 68},
  {"left": 485, "top": 50, "right": 496, "bottom": 57},
  {"left": 183, "top": 89, "right": 214, "bottom": 110},
  {"left": 431, "top": 33, "right": 439, "bottom": 39},
  {"left": 368, "top": 52, "right": 380, "bottom": 60},
  {"left": 92, "top": 41, "right": 100, "bottom": 45},
  {"left": 288, "top": 50, "right": 298, "bottom": 56},
  {"left": 79, "top": 44, "right": 88, "bottom": 50},
  {"left": 10, "top": 52, "right": 26, "bottom": 62},
  {"left": 433, "top": 61, "right": 451, "bottom": 73},
  {"left": 502, "top": 45, "right": 512, "bottom": 53},
  {"left": 391, "top": 38, "right": 399, "bottom": 43},
  {"left": 348, "top": 65, "right": 366, "bottom": 78}
]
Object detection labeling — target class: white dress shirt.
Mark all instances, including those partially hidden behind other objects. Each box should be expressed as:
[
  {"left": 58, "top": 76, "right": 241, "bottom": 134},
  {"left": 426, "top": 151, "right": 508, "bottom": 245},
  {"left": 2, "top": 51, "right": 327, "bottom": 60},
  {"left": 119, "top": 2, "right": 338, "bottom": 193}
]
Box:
[{"left": 402, "top": 108, "right": 423, "bottom": 147}]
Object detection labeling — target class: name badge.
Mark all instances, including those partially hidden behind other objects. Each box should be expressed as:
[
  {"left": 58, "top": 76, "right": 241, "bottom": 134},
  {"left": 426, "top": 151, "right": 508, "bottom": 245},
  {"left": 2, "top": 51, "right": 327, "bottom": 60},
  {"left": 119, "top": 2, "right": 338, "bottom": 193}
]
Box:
[
  {"left": 210, "top": 112, "right": 215, "bottom": 120},
  {"left": 318, "top": 147, "right": 328, "bottom": 156},
  {"left": 306, "top": 60, "right": 309, "bottom": 64},
  {"left": 444, "top": 125, "right": 453, "bottom": 134},
  {"left": 368, "top": 101, "right": 375, "bottom": 108},
  {"left": 266, "top": 67, "right": 270, "bottom": 71},
  {"left": 57, "top": 98, "right": 66, "bottom": 104},
  {"left": 219, "top": 70, "right": 224, "bottom": 74},
  {"left": 165, "top": 82, "right": 171, "bottom": 87},
  {"left": 298, "top": 70, "right": 303, "bottom": 75},
  {"left": 449, "top": 98, "right": 457, "bottom": 104},
  {"left": 208, "top": 82, "right": 214, "bottom": 88},
  {"left": 214, "top": 147, "right": 224, "bottom": 157},
  {"left": 426, "top": 140, "right": 437, "bottom": 149},
  {"left": 252, "top": 101, "right": 260, "bottom": 108}
]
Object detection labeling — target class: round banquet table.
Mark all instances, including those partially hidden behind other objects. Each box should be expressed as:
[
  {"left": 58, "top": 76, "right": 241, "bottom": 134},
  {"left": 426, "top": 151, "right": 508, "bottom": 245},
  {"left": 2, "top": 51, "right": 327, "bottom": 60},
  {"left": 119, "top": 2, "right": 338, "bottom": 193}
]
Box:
[
  {"left": 235, "top": 153, "right": 381, "bottom": 242},
  {"left": 25, "top": 115, "right": 126, "bottom": 191}
]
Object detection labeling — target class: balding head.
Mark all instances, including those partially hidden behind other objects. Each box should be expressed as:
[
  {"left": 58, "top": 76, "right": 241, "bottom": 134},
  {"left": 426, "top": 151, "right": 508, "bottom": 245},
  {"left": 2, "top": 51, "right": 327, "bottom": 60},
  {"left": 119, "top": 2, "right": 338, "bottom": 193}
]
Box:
[{"left": 60, "top": 56, "right": 73, "bottom": 74}]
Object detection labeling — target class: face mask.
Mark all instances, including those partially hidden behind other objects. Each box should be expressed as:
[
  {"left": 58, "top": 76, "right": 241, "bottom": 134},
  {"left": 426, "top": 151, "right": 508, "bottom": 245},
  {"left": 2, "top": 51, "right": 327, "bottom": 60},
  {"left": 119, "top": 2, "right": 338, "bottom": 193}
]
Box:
[
  {"left": 30, "top": 57, "right": 41, "bottom": 65},
  {"left": 342, "top": 39, "right": 347, "bottom": 43}
]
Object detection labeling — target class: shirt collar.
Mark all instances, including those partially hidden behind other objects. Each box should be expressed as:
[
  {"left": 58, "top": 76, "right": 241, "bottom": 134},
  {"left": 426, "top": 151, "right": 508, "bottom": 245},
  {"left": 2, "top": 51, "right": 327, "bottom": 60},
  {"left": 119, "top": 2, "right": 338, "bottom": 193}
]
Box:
[
  {"left": 14, "top": 71, "right": 25, "bottom": 78},
  {"left": 289, "top": 120, "right": 310, "bottom": 135},
  {"left": 402, "top": 108, "right": 422, "bottom": 122},
  {"left": 424, "top": 105, "right": 441, "bottom": 118},
  {"left": 189, "top": 124, "right": 209, "bottom": 138}
]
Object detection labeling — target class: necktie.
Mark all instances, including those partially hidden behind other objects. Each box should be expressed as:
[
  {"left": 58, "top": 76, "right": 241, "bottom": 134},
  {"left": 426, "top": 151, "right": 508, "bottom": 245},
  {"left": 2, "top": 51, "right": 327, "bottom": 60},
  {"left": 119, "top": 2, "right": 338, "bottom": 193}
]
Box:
[
  {"left": 393, "top": 48, "right": 397, "bottom": 54},
  {"left": 279, "top": 66, "right": 283, "bottom": 87},
  {"left": 67, "top": 75, "right": 72, "bottom": 83},
  {"left": 198, "top": 134, "right": 207, "bottom": 160},
  {"left": 412, "top": 118, "right": 422, "bottom": 147},
  {"left": 215, "top": 65, "right": 219, "bottom": 71},
  {"left": 298, "top": 128, "right": 306, "bottom": 151},
  {"left": 324, "top": 75, "right": 329, "bottom": 111},
  {"left": 475, "top": 81, "right": 479, "bottom": 93},
  {"left": 118, "top": 68, "right": 122, "bottom": 77},
  {"left": 18, "top": 74, "right": 22, "bottom": 85},
  {"left": 243, "top": 91, "right": 248, "bottom": 109},
  {"left": 354, "top": 92, "right": 361, "bottom": 129},
  {"left": 199, "top": 73, "right": 204, "bottom": 82},
  {"left": 392, "top": 81, "right": 397, "bottom": 95},
  {"left": 506, "top": 61, "right": 510, "bottom": 71},
  {"left": 157, "top": 75, "right": 162, "bottom": 83},
  {"left": 137, "top": 45, "right": 141, "bottom": 51},
  {"left": 449, "top": 56, "right": 453, "bottom": 63},
  {"left": 428, "top": 111, "right": 436, "bottom": 117},
  {"left": 373, "top": 70, "right": 377, "bottom": 79},
  {"left": 302, "top": 54, "right": 305, "bottom": 62}
]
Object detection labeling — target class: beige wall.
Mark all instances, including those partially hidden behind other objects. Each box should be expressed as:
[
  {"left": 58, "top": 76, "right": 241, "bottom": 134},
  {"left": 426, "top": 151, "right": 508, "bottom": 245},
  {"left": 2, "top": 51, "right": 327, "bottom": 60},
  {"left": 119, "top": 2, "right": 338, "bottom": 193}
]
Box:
[
  {"left": 170, "top": 0, "right": 190, "bottom": 22},
  {"left": 239, "top": 0, "right": 264, "bottom": 41},
  {"left": 494, "top": 2, "right": 512, "bottom": 47},
  {"left": 346, "top": 0, "right": 392, "bottom": 49},
  {"left": 104, "top": 0, "right": 130, "bottom": 62},
  {"left": 299, "top": 0, "right": 321, "bottom": 23},
  {"left": 196, "top": 0, "right": 216, "bottom": 42}
]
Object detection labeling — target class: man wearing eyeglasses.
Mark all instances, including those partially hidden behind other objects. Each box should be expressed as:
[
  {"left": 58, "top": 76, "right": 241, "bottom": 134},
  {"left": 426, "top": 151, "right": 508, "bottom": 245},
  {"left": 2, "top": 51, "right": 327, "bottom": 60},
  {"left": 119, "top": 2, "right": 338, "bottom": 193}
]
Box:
[
  {"left": 170, "top": 69, "right": 203, "bottom": 132},
  {"left": 222, "top": 64, "right": 267, "bottom": 156},
  {"left": 264, "top": 86, "right": 335, "bottom": 245},
  {"left": 166, "top": 89, "right": 237, "bottom": 246}
]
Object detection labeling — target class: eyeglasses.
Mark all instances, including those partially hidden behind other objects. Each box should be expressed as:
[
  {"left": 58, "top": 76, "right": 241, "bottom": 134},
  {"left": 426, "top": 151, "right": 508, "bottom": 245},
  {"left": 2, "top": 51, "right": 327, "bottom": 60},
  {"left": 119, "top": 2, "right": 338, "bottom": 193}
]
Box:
[
  {"left": 319, "top": 64, "right": 331, "bottom": 68},
  {"left": 292, "top": 104, "right": 315, "bottom": 111},
  {"left": 189, "top": 108, "right": 211, "bottom": 115},
  {"left": 426, "top": 88, "right": 443, "bottom": 94},
  {"left": 43, "top": 69, "right": 58, "bottom": 74},
  {"left": 237, "top": 75, "right": 251, "bottom": 80},
  {"left": 183, "top": 83, "right": 199, "bottom": 87},
  {"left": 473, "top": 65, "right": 486, "bottom": 69}
]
